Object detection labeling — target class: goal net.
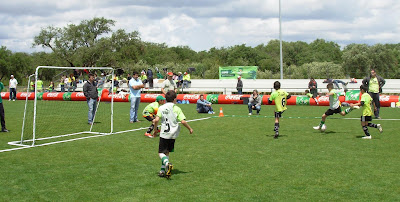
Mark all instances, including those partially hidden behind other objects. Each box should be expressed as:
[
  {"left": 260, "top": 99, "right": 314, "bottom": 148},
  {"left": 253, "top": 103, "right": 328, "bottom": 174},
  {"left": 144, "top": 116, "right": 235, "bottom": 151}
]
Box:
[{"left": 10, "top": 66, "right": 115, "bottom": 147}]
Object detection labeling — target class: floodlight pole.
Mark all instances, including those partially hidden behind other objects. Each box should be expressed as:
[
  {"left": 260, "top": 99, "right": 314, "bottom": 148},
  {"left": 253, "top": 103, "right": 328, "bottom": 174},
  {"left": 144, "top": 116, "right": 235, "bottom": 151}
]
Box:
[{"left": 279, "top": 0, "right": 283, "bottom": 80}]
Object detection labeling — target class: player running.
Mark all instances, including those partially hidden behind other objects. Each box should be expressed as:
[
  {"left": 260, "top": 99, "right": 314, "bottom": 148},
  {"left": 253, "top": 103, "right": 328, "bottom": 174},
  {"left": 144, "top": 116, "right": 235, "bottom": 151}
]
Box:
[
  {"left": 313, "top": 83, "right": 358, "bottom": 131},
  {"left": 143, "top": 95, "right": 166, "bottom": 138},
  {"left": 350, "top": 85, "right": 383, "bottom": 139},
  {"left": 153, "top": 90, "right": 193, "bottom": 178},
  {"left": 268, "top": 81, "right": 291, "bottom": 139}
]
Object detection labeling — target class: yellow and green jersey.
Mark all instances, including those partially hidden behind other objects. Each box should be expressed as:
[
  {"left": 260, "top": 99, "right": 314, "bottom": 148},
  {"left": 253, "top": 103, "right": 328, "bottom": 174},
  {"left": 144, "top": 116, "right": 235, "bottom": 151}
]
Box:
[
  {"left": 269, "top": 89, "right": 288, "bottom": 112},
  {"left": 143, "top": 101, "right": 160, "bottom": 116},
  {"left": 368, "top": 77, "right": 379, "bottom": 93},
  {"left": 306, "top": 93, "right": 313, "bottom": 98},
  {"left": 361, "top": 93, "right": 373, "bottom": 116},
  {"left": 36, "top": 80, "right": 43, "bottom": 90}
]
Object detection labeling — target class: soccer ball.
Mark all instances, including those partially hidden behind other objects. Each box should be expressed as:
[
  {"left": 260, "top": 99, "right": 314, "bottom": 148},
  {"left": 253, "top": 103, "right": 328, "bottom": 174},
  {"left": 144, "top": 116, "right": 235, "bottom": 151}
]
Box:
[{"left": 321, "top": 124, "right": 327, "bottom": 132}]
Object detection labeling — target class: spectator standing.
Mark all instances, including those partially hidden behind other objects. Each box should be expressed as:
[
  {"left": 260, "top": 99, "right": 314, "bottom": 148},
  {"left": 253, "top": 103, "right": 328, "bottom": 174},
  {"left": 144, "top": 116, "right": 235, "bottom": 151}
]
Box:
[
  {"left": 183, "top": 72, "right": 191, "bottom": 88},
  {"left": 161, "top": 72, "right": 177, "bottom": 94},
  {"left": 308, "top": 78, "right": 318, "bottom": 98},
  {"left": 236, "top": 76, "right": 243, "bottom": 94},
  {"left": 9, "top": 75, "right": 18, "bottom": 101},
  {"left": 0, "top": 80, "right": 8, "bottom": 132},
  {"left": 147, "top": 68, "right": 154, "bottom": 88},
  {"left": 177, "top": 72, "right": 183, "bottom": 88},
  {"left": 48, "top": 81, "right": 54, "bottom": 92},
  {"left": 60, "top": 75, "right": 65, "bottom": 92},
  {"left": 64, "top": 76, "right": 69, "bottom": 92},
  {"left": 362, "top": 69, "right": 385, "bottom": 119},
  {"left": 248, "top": 90, "right": 262, "bottom": 115},
  {"left": 196, "top": 94, "right": 215, "bottom": 114},
  {"left": 97, "top": 73, "right": 106, "bottom": 88},
  {"left": 83, "top": 73, "right": 98, "bottom": 125},
  {"left": 36, "top": 78, "right": 44, "bottom": 92},
  {"left": 129, "top": 72, "right": 145, "bottom": 123}
]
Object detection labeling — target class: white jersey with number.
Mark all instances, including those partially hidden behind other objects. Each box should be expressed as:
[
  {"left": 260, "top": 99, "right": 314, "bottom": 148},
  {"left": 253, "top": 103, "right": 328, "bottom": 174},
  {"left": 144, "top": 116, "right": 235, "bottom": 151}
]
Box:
[{"left": 157, "top": 102, "right": 186, "bottom": 139}]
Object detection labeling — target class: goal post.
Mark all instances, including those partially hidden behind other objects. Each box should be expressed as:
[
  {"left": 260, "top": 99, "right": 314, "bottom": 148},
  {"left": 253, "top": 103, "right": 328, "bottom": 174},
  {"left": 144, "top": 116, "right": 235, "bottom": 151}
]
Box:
[{"left": 10, "top": 66, "right": 115, "bottom": 147}]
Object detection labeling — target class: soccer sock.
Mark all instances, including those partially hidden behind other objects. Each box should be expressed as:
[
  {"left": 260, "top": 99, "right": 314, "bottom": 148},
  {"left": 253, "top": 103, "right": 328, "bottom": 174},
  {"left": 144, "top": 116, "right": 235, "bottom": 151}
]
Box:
[
  {"left": 146, "top": 124, "right": 154, "bottom": 133},
  {"left": 363, "top": 126, "right": 370, "bottom": 136},
  {"left": 367, "top": 123, "right": 377, "bottom": 128},
  {"left": 159, "top": 153, "right": 169, "bottom": 166},
  {"left": 160, "top": 165, "right": 166, "bottom": 172},
  {"left": 274, "top": 123, "right": 279, "bottom": 132},
  {"left": 319, "top": 121, "right": 325, "bottom": 127},
  {"left": 344, "top": 108, "right": 353, "bottom": 114}
]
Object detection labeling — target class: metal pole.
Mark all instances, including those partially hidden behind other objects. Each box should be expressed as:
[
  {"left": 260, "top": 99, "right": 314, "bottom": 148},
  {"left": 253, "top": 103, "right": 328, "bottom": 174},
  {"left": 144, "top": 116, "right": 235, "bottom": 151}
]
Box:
[{"left": 279, "top": 0, "right": 283, "bottom": 80}]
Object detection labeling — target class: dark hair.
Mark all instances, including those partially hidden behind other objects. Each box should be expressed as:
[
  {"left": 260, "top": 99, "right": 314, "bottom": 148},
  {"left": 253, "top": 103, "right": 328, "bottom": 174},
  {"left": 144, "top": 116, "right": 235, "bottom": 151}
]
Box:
[
  {"left": 360, "top": 85, "right": 368, "bottom": 92},
  {"left": 273, "top": 81, "right": 280, "bottom": 90},
  {"left": 253, "top": 89, "right": 258, "bottom": 94},
  {"left": 88, "top": 73, "right": 94, "bottom": 78},
  {"left": 165, "top": 90, "right": 177, "bottom": 102},
  {"left": 200, "top": 94, "right": 204, "bottom": 98},
  {"left": 327, "top": 83, "right": 334, "bottom": 89},
  {"left": 305, "top": 89, "right": 310, "bottom": 93},
  {"left": 132, "top": 71, "right": 139, "bottom": 76}
]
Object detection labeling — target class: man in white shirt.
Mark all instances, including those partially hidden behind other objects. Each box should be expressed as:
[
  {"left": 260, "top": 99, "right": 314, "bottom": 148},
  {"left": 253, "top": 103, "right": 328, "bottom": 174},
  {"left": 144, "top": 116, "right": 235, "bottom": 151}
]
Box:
[
  {"left": 9, "top": 75, "right": 18, "bottom": 101},
  {"left": 129, "top": 72, "right": 145, "bottom": 123},
  {"left": 161, "top": 72, "right": 177, "bottom": 94}
]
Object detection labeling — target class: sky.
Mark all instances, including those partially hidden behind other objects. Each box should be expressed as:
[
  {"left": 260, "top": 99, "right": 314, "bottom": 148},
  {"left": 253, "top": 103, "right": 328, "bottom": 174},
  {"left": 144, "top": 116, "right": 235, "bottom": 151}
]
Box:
[{"left": 0, "top": 0, "right": 399, "bottom": 53}]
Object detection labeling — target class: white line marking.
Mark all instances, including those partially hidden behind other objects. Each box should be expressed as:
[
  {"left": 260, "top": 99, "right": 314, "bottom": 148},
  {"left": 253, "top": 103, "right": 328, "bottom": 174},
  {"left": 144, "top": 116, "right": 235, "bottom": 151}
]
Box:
[{"left": 0, "top": 117, "right": 212, "bottom": 153}]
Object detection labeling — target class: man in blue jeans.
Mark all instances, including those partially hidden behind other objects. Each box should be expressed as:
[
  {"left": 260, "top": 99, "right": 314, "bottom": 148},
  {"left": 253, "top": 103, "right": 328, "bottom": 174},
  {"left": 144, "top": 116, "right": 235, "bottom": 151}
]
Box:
[
  {"left": 248, "top": 90, "right": 262, "bottom": 115},
  {"left": 129, "top": 72, "right": 145, "bottom": 123},
  {"left": 196, "top": 94, "right": 215, "bottom": 114},
  {"left": 83, "top": 73, "right": 98, "bottom": 125}
]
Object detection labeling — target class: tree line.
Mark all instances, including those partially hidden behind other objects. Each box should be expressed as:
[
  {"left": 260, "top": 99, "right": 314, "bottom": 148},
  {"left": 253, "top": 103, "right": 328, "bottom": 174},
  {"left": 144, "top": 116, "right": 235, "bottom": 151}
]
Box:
[{"left": 1, "top": 17, "right": 399, "bottom": 85}]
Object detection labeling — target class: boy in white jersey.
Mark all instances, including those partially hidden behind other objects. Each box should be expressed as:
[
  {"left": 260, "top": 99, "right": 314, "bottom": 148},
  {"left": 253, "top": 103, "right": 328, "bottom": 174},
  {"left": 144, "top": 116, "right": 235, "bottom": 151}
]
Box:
[
  {"left": 313, "top": 83, "right": 357, "bottom": 131},
  {"left": 153, "top": 90, "right": 193, "bottom": 178},
  {"left": 350, "top": 85, "right": 383, "bottom": 139}
]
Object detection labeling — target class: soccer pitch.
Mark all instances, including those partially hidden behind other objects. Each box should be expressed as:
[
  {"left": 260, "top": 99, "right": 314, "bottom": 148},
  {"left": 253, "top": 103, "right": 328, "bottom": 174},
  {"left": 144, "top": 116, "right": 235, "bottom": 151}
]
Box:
[{"left": 0, "top": 101, "right": 399, "bottom": 201}]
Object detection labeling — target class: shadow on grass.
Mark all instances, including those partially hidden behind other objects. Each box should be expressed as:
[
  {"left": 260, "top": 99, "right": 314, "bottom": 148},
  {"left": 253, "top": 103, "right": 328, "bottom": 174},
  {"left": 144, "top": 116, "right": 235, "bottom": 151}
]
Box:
[{"left": 172, "top": 169, "right": 191, "bottom": 175}]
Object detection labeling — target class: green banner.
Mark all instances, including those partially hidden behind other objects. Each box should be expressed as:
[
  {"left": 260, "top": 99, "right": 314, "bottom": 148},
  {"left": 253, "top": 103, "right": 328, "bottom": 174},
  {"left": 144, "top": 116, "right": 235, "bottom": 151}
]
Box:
[
  {"left": 296, "top": 96, "right": 310, "bottom": 105},
  {"left": 345, "top": 90, "right": 360, "bottom": 101},
  {"left": 207, "top": 94, "right": 219, "bottom": 104},
  {"left": 37, "top": 93, "right": 44, "bottom": 100},
  {"left": 219, "top": 66, "right": 258, "bottom": 79},
  {"left": 63, "top": 92, "right": 72, "bottom": 101}
]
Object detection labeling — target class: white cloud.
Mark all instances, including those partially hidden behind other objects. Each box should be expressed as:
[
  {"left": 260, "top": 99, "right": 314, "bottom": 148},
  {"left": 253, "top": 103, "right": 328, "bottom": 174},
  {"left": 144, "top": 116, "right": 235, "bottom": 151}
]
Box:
[{"left": 1, "top": 0, "right": 400, "bottom": 53}]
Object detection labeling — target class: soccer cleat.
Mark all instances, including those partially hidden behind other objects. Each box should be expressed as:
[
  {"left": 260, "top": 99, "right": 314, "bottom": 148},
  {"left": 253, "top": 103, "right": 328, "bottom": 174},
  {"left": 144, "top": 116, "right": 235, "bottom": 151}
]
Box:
[
  {"left": 313, "top": 126, "right": 321, "bottom": 130},
  {"left": 158, "top": 171, "right": 166, "bottom": 177},
  {"left": 1, "top": 129, "right": 9, "bottom": 132},
  {"left": 362, "top": 136, "right": 372, "bottom": 139},
  {"left": 165, "top": 163, "right": 173, "bottom": 178},
  {"left": 274, "top": 132, "right": 279, "bottom": 139},
  {"left": 377, "top": 124, "right": 383, "bottom": 133},
  {"left": 144, "top": 133, "right": 154, "bottom": 138}
]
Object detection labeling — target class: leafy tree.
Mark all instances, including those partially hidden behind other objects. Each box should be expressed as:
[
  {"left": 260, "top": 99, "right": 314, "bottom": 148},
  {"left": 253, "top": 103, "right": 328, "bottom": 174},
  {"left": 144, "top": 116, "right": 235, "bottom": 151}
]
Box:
[
  {"left": 0, "top": 46, "right": 12, "bottom": 81},
  {"left": 33, "top": 17, "right": 116, "bottom": 67}
]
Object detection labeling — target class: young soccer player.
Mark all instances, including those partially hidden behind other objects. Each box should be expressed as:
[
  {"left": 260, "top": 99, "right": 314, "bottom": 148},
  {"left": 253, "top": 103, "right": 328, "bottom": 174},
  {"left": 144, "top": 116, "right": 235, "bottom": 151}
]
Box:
[
  {"left": 143, "top": 95, "right": 166, "bottom": 138},
  {"left": 153, "top": 90, "right": 194, "bottom": 178},
  {"left": 305, "top": 89, "right": 319, "bottom": 105},
  {"left": 313, "top": 83, "right": 358, "bottom": 131},
  {"left": 268, "top": 81, "right": 291, "bottom": 139},
  {"left": 350, "top": 85, "right": 383, "bottom": 139}
]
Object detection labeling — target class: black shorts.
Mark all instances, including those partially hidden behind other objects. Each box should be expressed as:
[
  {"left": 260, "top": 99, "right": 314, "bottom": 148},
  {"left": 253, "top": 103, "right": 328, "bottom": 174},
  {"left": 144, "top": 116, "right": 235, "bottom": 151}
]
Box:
[
  {"left": 158, "top": 137, "right": 175, "bottom": 154},
  {"left": 324, "top": 107, "right": 342, "bottom": 116},
  {"left": 275, "top": 111, "right": 285, "bottom": 118},
  {"left": 143, "top": 114, "right": 155, "bottom": 122},
  {"left": 361, "top": 116, "right": 372, "bottom": 122}
]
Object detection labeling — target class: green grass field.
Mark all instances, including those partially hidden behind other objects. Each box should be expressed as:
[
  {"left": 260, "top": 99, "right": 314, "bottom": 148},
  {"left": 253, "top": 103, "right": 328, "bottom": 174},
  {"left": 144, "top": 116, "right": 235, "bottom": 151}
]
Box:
[{"left": 0, "top": 100, "right": 399, "bottom": 201}]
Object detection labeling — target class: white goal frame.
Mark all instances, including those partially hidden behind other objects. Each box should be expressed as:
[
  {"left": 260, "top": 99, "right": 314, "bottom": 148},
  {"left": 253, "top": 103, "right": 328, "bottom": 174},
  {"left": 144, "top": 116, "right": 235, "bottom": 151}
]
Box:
[{"left": 9, "top": 66, "right": 115, "bottom": 147}]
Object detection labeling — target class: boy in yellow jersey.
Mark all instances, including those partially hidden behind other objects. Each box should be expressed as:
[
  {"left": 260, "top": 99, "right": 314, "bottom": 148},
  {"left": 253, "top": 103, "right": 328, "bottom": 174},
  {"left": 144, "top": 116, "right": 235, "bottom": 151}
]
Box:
[
  {"left": 153, "top": 90, "right": 193, "bottom": 178},
  {"left": 268, "top": 81, "right": 291, "bottom": 139},
  {"left": 350, "top": 85, "right": 383, "bottom": 139},
  {"left": 313, "top": 83, "right": 358, "bottom": 132},
  {"left": 143, "top": 95, "right": 166, "bottom": 138}
]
